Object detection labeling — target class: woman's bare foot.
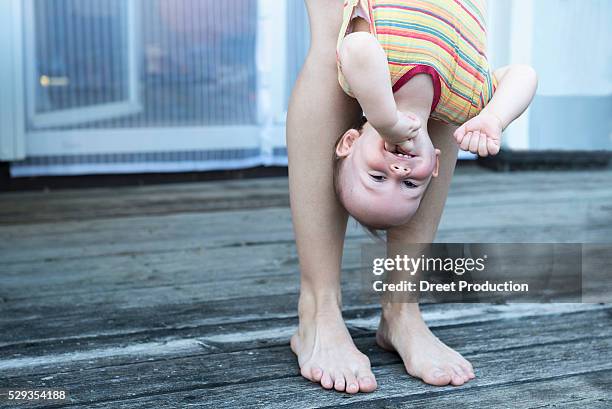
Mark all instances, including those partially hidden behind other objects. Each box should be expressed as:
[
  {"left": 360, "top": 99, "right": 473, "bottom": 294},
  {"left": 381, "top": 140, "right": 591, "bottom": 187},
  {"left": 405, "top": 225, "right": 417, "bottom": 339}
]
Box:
[
  {"left": 376, "top": 304, "right": 475, "bottom": 386},
  {"left": 291, "top": 296, "right": 377, "bottom": 394}
]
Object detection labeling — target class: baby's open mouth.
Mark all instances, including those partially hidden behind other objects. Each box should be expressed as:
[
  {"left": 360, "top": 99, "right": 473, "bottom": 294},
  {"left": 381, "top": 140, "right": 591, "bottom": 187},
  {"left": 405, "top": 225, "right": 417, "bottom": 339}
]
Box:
[{"left": 390, "top": 145, "right": 415, "bottom": 159}]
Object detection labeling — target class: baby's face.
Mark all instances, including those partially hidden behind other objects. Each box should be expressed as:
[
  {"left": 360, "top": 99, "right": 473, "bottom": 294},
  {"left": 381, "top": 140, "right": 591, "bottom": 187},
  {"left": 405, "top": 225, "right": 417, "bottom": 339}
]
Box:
[{"left": 336, "top": 123, "right": 440, "bottom": 229}]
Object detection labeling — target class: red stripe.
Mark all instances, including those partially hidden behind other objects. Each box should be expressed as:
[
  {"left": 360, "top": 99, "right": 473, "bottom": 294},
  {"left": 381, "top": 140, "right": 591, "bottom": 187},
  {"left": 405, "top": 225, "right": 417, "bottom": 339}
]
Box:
[
  {"left": 392, "top": 65, "right": 442, "bottom": 113},
  {"left": 376, "top": 28, "right": 484, "bottom": 80},
  {"left": 389, "top": 59, "right": 475, "bottom": 90},
  {"left": 389, "top": 63, "right": 476, "bottom": 107}
]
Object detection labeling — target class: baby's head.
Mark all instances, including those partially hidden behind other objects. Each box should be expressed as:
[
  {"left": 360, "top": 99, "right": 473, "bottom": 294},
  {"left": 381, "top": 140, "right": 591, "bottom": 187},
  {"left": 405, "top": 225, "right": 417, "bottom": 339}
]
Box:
[{"left": 333, "top": 120, "right": 441, "bottom": 231}]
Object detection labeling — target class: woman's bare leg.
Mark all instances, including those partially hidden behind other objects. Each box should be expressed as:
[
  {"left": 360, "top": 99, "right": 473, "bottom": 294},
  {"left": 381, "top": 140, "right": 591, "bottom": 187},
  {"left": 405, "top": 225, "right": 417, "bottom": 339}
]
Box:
[
  {"left": 376, "top": 120, "right": 476, "bottom": 386},
  {"left": 287, "top": 0, "right": 377, "bottom": 394}
]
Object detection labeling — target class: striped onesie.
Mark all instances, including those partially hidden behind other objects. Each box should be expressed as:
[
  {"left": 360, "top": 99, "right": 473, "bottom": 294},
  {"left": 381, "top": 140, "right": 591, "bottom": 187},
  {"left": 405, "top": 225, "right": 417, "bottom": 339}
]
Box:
[{"left": 337, "top": 0, "right": 497, "bottom": 125}]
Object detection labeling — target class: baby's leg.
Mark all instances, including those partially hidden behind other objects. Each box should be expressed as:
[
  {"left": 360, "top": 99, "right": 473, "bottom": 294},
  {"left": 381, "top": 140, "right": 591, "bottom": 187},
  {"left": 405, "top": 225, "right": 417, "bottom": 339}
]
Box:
[{"left": 454, "top": 64, "right": 538, "bottom": 156}]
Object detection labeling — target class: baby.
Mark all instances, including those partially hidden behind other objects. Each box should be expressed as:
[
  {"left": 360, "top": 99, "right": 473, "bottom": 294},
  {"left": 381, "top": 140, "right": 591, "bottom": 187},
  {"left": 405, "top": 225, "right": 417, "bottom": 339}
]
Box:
[{"left": 334, "top": 0, "right": 538, "bottom": 229}]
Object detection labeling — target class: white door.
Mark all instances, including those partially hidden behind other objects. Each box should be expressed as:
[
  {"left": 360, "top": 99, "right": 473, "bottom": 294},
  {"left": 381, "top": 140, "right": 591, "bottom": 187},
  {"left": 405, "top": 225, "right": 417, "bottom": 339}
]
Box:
[{"left": 8, "top": 0, "right": 292, "bottom": 176}]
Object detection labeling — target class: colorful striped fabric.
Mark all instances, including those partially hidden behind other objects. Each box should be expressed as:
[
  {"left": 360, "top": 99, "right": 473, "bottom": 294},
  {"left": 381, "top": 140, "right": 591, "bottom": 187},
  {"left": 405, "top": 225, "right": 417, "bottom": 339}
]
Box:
[{"left": 337, "top": 0, "right": 497, "bottom": 125}]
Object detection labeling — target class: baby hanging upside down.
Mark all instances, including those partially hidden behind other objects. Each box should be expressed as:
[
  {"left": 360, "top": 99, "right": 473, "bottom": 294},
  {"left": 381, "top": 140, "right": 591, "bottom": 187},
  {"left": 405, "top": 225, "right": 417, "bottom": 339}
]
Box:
[{"left": 334, "top": 0, "right": 538, "bottom": 230}]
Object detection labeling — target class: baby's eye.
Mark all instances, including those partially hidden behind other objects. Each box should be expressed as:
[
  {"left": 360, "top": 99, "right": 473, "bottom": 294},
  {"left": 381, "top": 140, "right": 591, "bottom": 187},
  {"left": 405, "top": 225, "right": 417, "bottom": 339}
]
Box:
[
  {"left": 369, "top": 174, "right": 386, "bottom": 182},
  {"left": 403, "top": 180, "right": 417, "bottom": 188}
]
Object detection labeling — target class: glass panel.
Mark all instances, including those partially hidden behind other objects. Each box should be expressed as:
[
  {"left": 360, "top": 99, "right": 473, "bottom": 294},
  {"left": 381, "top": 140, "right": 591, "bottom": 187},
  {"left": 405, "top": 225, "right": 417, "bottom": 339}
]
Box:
[
  {"left": 141, "top": 0, "right": 257, "bottom": 127},
  {"left": 28, "top": 0, "right": 258, "bottom": 131},
  {"left": 33, "top": 0, "right": 128, "bottom": 113}
]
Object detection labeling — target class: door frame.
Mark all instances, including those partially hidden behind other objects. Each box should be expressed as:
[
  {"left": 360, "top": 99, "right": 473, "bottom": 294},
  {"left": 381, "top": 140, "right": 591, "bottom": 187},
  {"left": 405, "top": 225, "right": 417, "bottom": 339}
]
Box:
[
  {"left": 21, "top": 0, "right": 287, "bottom": 160},
  {"left": 0, "top": 0, "right": 26, "bottom": 161},
  {"left": 22, "top": 0, "right": 143, "bottom": 129}
]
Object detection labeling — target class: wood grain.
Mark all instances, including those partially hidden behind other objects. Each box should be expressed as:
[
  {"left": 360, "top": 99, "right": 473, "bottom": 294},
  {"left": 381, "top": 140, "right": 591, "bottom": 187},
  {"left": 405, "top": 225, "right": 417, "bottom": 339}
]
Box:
[{"left": 1, "top": 168, "right": 610, "bottom": 408}]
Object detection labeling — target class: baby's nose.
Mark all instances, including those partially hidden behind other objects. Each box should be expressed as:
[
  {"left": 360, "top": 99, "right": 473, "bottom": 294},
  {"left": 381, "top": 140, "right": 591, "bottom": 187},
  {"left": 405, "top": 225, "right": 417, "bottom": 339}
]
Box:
[{"left": 389, "top": 163, "right": 411, "bottom": 176}]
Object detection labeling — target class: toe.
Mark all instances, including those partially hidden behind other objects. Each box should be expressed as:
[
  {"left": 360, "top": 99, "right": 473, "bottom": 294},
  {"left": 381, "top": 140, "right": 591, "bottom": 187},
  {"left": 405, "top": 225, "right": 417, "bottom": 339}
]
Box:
[
  {"left": 460, "top": 132, "right": 472, "bottom": 151},
  {"left": 450, "top": 366, "right": 466, "bottom": 386},
  {"left": 333, "top": 371, "right": 346, "bottom": 392},
  {"left": 311, "top": 367, "right": 323, "bottom": 382},
  {"left": 454, "top": 125, "right": 467, "bottom": 143},
  {"left": 452, "top": 364, "right": 469, "bottom": 382},
  {"left": 357, "top": 375, "right": 377, "bottom": 393},
  {"left": 300, "top": 366, "right": 313, "bottom": 382},
  {"left": 423, "top": 369, "right": 451, "bottom": 386},
  {"left": 344, "top": 371, "right": 359, "bottom": 394},
  {"left": 355, "top": 360, "right": 377, "bottom": 392},
  {"left": 458, "top": 363, "right": 474, "bottom": 380},
  {"left": 461, "top": 358, "right": 474, "bottom": 374},
  {"left": 321, "top": 371, "right": 334, "bottom": 389},
  {"left": 451, "top": 374, "right": 465, "bottom": 386},
  {"left": 478, "top": 133, "right": 489, "bottom": 157},
  {"left": 468, "top": 130, "right": 480, "bottom": 153},
  {"left": 487, "top": 138, "right": 500, "bottom": 155}
]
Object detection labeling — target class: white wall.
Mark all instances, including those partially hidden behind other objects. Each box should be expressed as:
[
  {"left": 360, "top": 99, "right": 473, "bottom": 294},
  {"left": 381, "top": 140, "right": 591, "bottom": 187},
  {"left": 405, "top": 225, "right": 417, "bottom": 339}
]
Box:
[{"left": 489, "top": 0, "right": 612, "bottom": 151}]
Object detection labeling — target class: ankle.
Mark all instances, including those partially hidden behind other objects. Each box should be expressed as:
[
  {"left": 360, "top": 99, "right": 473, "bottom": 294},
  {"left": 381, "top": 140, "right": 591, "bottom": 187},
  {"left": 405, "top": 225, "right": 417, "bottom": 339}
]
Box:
[
  {"left": 298, "top": 288, "right": 342, "bottom": 318},
  {"left": 381, "top": 302, "right": 422, "bottom": 322}
]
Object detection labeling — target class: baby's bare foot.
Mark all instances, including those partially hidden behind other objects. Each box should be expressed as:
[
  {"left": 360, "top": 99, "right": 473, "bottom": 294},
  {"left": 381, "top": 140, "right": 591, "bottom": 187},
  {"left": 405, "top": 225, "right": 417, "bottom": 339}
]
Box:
[
  {"left": 291, "top": 301, "right": 377, "bottom": 394},
  {"left": 454, "top": 110, "right": 503, "bottom": 157},
  {"left": 376, "top": 305, "right": 475, "bottom": 386}
]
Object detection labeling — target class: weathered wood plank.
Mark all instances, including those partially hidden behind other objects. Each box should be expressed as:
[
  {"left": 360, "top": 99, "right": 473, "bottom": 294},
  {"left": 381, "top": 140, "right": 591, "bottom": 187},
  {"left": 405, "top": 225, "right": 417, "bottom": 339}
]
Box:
[
  {"left": 2, "top": 178, "right": 610, "bottom": 245},
  {"left": 3, "top": 242, "right": 589, "bottom": 314},
  {"left": 0, "top": 283, "right": 600, "bottom": 350},
  {"left": 1, "top": 193, "right": 610, "bottom": 268},
  {"left": 0, "top": 178, "right": 291, "bottom": 225},
  {"left": 1, "top": 170, "right": 611, "bottom": 267},
  {"left": 1, "top": 232, "right": 610, "bottom": 319},
  {"left": 1, "top": 305, "right": 608, "bottom": 381},
  {"left": 0, "top": 240, "right": 365, "bottom": 302},
  {"left": 341, "top": 370, "right": 611, "bottom": 409},
  {"left": 0, "top": 267, "right": 366, "bottom": 313},
  {"left": 21, "top": 336, "right": 611, "bottom": 409},
  {"left": 0, "top": 170, "right": 609, "bottom": 225},
  {"left": 1, "top": 170, "right": 610, "bottom": 409}
]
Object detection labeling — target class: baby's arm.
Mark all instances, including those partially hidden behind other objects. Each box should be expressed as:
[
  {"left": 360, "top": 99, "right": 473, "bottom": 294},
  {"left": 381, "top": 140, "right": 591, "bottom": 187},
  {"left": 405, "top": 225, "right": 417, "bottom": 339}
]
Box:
[
  {"left": 454, "top": 64, "right": 538, "bottom": 156},
  {"left": 338, "top": 32, "right": 420, "bottom": 144}
]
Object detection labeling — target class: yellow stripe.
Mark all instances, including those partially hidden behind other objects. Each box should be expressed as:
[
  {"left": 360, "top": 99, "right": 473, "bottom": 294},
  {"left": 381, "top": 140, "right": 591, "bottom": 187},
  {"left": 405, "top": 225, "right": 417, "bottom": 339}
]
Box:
[{"left": 337, "top": 0, "right": 497, "bottom": 125}]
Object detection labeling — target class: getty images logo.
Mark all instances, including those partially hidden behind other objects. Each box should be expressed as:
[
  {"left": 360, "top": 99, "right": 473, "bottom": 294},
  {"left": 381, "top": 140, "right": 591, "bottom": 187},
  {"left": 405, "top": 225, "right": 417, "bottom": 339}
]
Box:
[{"left": 372, "top": 254, "right": 488, "bottom": 276}]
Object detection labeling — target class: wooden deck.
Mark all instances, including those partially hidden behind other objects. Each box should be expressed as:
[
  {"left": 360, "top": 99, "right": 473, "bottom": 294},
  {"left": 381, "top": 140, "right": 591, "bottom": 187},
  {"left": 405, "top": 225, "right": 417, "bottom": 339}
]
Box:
[{"left": 0, "top": 167, "right": 611, "bottom": 408}]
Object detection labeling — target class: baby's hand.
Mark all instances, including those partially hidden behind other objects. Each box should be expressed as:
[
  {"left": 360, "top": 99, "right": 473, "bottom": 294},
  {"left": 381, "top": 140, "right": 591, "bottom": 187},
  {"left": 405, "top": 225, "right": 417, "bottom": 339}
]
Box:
[
  {"left": 454, "top": 110, "right": 504, "bottom": 157},
  {"left": 379, "top": 110, "right": 421, "bottom": 145}
]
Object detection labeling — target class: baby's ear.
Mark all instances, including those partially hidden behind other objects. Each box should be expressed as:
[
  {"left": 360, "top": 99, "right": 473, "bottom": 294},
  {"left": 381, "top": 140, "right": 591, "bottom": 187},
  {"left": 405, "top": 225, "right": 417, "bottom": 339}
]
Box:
[
  {"left": 431, "top": 148, "right": 441, "bottom": 177},
  {"left": 335, "top": 129, "right": 361, "bottom": 158}
]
